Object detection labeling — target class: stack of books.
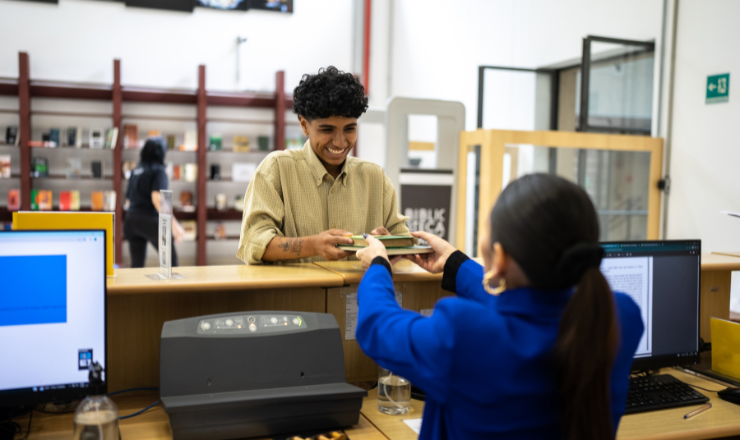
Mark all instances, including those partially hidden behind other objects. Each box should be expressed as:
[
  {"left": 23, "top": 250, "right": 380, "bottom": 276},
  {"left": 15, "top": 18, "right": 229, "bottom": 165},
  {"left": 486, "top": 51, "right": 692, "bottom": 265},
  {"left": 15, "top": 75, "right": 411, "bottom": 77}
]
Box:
[{"left": 337, "top": 235, "right": 433, "bottom": 255}]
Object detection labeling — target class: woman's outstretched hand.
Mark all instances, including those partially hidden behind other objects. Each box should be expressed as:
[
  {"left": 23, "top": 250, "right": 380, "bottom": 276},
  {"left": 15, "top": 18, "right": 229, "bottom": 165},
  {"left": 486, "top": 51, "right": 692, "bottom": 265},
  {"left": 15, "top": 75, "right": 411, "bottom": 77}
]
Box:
[
  {"left": 407, "top": 231, "right": 457, "bottom": 274},
  {"left": 356, "top": 235, "right": 402, "bottom": 269}
]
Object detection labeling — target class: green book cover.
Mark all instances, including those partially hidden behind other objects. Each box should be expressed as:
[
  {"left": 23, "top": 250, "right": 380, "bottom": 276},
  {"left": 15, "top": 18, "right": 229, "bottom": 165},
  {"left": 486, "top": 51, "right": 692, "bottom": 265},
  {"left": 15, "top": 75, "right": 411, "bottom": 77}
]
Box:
[
  {"left": 30, "top": 189, "right": 39, "bottom": 211},
  {"left": 209, "top": 135, "right": 222, "bottom": 151},
  {"left": 349, "top": 235, "right": 417, "bottom": 248},
  {"left": 350, "top": 235, "right": 412, "bottom": 240}
]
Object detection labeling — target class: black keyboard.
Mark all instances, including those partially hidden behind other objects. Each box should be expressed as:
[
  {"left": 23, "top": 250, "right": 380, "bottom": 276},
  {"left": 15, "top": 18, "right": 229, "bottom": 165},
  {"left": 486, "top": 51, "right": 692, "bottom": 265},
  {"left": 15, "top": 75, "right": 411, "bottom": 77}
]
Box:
[{"left": 626, "top": 374, "right": 709, "bottom": 414}]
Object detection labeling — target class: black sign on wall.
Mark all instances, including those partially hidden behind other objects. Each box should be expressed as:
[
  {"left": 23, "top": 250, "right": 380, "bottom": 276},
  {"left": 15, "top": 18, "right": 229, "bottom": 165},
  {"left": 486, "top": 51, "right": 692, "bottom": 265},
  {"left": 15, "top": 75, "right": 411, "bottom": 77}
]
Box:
[
  {"left": 401, "top": 184, "right": 452, "bottom": 241},
  {"left": 125, "top": 0, "right": 194, "bottom": 12}
]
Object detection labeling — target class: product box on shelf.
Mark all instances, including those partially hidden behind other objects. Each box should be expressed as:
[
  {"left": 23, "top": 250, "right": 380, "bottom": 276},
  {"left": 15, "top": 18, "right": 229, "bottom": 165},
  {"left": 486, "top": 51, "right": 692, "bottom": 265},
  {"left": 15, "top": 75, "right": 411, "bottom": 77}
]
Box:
[
  {"left": 124, "top": 125, "right": 139, "bottom": 149},
  {"left": 181, "top": 220, "right": 197, "bottom": 241},
  {"left": 209, "top": 135, "right": 222, "bottom": 151},
  {"left": 90, "top": 128, "right": 104, "bottom": 148},
  {"left": 0, "top": 155, "right": 10, "bottom": 178},
  {"left": 184, "top": 164, "right": 198, "bottom": 182},
  {"left": 232, "top": 163, "right": 256, "bottom": 182},
  {"left": 233, "top": 135, "right": 250, "bottom": 152},
  {"left": 59, "top": 190, "right": 81, "bottom": 211},
  {"left": 5, "top": 126, "right": 18, "bottom": 145},
  {"left": 66, "top": 127, "right": 82, "bottom": 148},
  {"left": 66, "top": 159, "right": 82, "bottom": 178},
  {"left": 180, "top": 191, "right": 195, "bottom": 212},
  {"left": 181, "top": 130, "right": 197, "bottom": 151},
  {"left": 91, "top": 191, "right": 104, "bottom": 211},
  {"left": 31, "top": 190, "right": 52, "bottom": 211},
  {"left": 103, "top": 191, "right": 116, "bottom": 211},
  {"left": 7, "top": 189, "right": 20, "bottom": 211},
  {"left": 105, "top": 128, "right": 119, "bottom": 149}
]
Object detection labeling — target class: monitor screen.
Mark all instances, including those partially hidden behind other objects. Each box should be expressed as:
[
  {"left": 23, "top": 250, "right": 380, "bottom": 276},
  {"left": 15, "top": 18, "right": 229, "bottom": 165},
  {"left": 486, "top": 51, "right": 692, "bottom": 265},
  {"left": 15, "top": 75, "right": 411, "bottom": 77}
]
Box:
[
  {"left": 600, "top": 240, "right": 701, "bottom": 371},
  {"left": 0, "top": 230, "right": 106, "bottom": 407}
]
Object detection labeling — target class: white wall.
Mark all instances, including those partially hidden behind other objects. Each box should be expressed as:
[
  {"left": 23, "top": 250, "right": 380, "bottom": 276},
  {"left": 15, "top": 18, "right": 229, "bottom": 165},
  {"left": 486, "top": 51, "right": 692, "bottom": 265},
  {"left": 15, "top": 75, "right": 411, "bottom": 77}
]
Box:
[
  {"left": 388, "top": 0, "right": 664, "bottom": 131},
  {"left": 0, "top": 0, "right": 354, "bottom": 93},
  {"left": 666, "top": 0, "right": 740, "bottom": 252},
  {"left": 663, "top": 0, "right": 740, "bottom": 311}
]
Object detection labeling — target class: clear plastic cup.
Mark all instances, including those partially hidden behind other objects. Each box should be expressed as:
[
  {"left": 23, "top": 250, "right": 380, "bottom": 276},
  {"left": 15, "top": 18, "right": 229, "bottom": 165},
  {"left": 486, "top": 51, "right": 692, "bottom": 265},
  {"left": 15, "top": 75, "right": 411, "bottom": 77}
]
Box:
[{"left": 377, "top": 366, "right": 411, "bottom": 415}]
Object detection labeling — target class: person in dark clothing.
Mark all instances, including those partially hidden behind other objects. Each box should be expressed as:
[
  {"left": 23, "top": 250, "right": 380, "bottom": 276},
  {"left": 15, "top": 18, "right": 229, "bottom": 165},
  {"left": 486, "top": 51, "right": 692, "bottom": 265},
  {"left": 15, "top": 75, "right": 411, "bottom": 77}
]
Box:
[{"left": 124, "top": 137, "right": 184, "bottom": 268}]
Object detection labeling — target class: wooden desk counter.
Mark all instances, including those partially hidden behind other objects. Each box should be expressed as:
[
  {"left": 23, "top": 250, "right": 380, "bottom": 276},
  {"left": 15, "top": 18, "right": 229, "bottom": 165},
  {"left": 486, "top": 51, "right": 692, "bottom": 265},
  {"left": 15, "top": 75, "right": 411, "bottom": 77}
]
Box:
[
  {"left": 699, "top": 253, "right": 740, "bottom": 342},
  {"left": 618, "top": 369, "right": 740, "bottom": 440},
  {"left": 108, "top": 263, "right": 345, "bottom": 294},
  {"left": 361, "top": 389, "right": 425, "bottom": 440},
  {"left": 316, "top": 260, "right": 451, "bottom": 382},
  {"left": 105, "top": 264, "right": 344, "bottom": 392},
  {"left": 314, "top": 259, "right": 443, "bottom": 284},
  {"left": 359, "top": 370, "right": 740, "bottom": 440},
  {"left": 16, "top": 392, "right": 385, "bottom": 440}
]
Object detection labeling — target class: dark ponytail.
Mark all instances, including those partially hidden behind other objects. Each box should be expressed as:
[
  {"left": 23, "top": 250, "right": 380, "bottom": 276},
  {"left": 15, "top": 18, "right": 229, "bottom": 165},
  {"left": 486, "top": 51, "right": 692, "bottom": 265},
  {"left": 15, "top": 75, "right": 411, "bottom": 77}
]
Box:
[
  {"left": 489, "top": 174, "right": 619, "bottom": 440},
  {"left": 554, "top": 266, "right": 618, "bottom": 439}
]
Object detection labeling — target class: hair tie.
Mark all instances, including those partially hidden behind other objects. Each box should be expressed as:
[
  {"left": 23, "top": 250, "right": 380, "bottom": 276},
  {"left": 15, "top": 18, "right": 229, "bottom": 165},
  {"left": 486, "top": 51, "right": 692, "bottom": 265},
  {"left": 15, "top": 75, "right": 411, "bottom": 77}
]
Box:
[{"left": 552, "top": 243, "right": 604, "bottom": 288}]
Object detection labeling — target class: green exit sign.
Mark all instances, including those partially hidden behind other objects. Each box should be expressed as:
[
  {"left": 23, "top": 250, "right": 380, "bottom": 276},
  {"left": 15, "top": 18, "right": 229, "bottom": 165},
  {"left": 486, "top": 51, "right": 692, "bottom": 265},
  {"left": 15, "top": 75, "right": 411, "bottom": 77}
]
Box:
[{"left": 706, "top": 73, "right": 730, "bottom": 104}]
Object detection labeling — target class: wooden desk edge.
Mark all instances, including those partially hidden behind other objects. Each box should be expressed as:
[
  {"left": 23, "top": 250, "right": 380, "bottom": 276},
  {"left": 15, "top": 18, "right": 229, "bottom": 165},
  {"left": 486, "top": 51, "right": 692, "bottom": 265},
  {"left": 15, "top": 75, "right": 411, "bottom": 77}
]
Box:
[
  {"left": 314, "top": 261, "right": 444, "bottom": 286},
  {"left": 106, "top": 278, "right": 345, "bottom": 295}
]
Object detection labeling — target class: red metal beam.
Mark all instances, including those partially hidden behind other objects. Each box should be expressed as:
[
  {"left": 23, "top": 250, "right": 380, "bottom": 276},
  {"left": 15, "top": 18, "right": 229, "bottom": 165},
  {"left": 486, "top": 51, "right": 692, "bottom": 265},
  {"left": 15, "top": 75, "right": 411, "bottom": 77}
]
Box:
[
  {"left": 30, "top": 81, "right": 112, "bottom": 101},
  {"left": 122, "top": 86, "right": 197, "bottom": 104},
  {"left": 113, "top": 60, "right": 124, "bottom": 266},
  {"left": 363, "top": 0, "right": 372, "bottom": 95},
  {"left": 196, "top": 65, "right": 207, "bottom": 266},
  {"left": 0, "top": 79, "right": 18, "bottom": 96},
  {"left": 18, "top": 53, "right": 31, "bottom": 211},
  {"left": 275, "top": 71, "right": 286, "bottom": 151},
  {"left": 207, "top": 91, "right": 275, "bottom": 108}
]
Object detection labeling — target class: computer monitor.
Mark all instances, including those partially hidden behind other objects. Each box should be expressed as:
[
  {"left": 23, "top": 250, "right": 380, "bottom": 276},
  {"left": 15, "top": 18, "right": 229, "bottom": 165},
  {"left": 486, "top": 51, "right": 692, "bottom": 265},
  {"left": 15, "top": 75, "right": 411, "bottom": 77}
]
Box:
[
  {"left": 600, "top": 240, "right": 701, "bottom": 371},
  {"left": 0, "top": 230, "right": 107, "bottom": 408}
]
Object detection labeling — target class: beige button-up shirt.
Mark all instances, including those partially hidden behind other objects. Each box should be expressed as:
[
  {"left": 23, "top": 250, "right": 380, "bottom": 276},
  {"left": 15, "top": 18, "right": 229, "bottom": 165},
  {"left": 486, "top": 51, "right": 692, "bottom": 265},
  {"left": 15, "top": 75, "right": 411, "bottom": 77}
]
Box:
[{"left": 237, "top": 140, "right": 410, "bottom": 264}]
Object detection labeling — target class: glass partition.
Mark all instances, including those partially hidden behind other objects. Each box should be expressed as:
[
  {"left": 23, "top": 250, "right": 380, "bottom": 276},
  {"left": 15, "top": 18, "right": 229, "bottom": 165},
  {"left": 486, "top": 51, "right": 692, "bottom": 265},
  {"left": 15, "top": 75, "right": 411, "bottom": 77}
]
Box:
[
  {"left": 456, "top": 130, "right": 663, "bottom": 256},
  {"left": 513, "top": 144, "right": 651, "bottom": 241}
]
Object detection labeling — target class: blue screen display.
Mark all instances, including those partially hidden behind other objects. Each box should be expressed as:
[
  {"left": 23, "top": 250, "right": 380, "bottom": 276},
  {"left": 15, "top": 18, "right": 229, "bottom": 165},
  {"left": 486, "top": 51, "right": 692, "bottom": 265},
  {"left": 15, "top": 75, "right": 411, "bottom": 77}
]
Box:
[{"left": 0, "top": 255, "right": 67, "bottom": 327}]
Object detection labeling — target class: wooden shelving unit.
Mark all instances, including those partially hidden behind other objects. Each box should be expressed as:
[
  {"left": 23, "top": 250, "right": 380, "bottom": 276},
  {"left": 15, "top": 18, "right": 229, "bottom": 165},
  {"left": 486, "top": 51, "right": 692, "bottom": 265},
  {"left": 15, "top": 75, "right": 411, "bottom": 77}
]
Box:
[{"left": 1, "top": 51, "right": 294, "bottom": 266}]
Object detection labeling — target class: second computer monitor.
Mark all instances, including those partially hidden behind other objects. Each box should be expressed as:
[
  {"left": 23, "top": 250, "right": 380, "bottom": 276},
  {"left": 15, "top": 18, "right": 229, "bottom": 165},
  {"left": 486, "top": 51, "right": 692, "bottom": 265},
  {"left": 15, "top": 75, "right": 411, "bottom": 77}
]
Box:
[{"left": 600, "top": 240, "right": 701, "bottom": 371}]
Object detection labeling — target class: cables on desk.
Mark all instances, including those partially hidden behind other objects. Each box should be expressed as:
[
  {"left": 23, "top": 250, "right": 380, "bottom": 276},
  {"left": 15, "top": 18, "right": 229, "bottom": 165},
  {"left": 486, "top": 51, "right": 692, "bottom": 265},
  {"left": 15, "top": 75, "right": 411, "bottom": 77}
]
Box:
[
  {"left": 119, "top": 400, "right": 160, "bottom": 420},
  {"left": 687, "top": 384, "right": 727, "bottom": 393},
  {"left": 108, "top": 387, "right": 159, "bottom": 397},
  {"left": 111, "top": 387, "right": 160, "bottom": 420}
]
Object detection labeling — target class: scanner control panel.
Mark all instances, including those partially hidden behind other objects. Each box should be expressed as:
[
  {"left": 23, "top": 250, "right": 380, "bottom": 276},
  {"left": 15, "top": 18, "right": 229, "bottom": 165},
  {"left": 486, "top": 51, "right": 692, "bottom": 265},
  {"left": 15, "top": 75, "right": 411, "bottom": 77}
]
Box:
[{"left": 196, "top": 314, "right": 307, "bottom": 335}]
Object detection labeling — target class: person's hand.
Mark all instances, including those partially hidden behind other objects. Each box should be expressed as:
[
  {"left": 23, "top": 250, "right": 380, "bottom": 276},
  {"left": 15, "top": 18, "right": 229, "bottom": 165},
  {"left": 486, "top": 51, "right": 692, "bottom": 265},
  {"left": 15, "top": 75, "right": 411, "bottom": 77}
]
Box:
[
  {"left": 406, "top": 231, "right": 457, "bottom": 274},
  {"left": 370, "top": 226, "right": 391, "bottom": 236},
  {"left": 356, "top": 235, "right": 402, "bottom": 269},
  {"left": 173, "top": 221, "right": 185, "bottom": 244},
  {"left": 311, "top": 229, "right": 354, "bottom": 261}
]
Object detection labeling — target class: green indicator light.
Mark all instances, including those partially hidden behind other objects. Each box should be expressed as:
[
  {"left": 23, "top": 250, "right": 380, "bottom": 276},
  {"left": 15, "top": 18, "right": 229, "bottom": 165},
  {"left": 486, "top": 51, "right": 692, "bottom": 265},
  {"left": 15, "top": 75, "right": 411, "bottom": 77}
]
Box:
[{"left": 297, "top": 316, "right": 302, "bottom": 326}]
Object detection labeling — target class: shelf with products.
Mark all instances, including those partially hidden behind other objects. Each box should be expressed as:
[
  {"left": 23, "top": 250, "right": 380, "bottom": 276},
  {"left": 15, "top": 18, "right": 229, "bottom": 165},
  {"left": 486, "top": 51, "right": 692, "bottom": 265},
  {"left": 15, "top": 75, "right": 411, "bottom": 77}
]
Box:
[
  {"left": 29, "top": 144, "right": 99, "bottom": 150},
  {"left": 207, "top": 208, "right": 244, "bottom": 221},
  {"left": 30, "top": 110, "right": 114, "bottom": 119},
  {"left": 31, "top": 175, "right": 113, "bottom": 180},
  {"left": 2, "top": 51, "right": 293, "bottom": 267},
  {"left": 120, "top": 208, "right": 197, "bottom": 221}
]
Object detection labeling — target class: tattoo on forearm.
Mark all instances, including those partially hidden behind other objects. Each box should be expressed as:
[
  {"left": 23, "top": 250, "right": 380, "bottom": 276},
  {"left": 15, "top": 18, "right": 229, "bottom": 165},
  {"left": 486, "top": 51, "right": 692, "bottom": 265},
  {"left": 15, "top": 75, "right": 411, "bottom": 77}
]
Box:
[{"left": 278, "top": 238, "right": 303, "bottom": 256}]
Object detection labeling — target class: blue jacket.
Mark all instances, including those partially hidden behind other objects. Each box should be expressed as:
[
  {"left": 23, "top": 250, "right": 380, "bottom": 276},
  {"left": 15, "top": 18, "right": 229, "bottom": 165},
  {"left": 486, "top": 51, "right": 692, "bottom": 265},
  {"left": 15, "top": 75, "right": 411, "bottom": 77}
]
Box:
[{"left": 356, "top": 253, "right": 644, "bottom": 440}]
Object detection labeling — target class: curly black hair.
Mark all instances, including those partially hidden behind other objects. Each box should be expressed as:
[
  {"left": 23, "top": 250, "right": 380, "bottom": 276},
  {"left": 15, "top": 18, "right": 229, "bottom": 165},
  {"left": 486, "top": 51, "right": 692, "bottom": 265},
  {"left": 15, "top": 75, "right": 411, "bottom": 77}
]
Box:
[{"left": 293, "top": 66, "right": 369, "bottom": 121}]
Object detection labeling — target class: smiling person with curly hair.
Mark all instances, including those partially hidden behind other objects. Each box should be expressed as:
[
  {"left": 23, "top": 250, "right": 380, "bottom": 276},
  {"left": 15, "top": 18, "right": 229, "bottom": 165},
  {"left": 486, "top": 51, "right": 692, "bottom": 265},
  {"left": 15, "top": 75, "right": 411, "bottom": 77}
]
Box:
[{"left": 237, "top": 66, "right": 410, "bottom": 264}]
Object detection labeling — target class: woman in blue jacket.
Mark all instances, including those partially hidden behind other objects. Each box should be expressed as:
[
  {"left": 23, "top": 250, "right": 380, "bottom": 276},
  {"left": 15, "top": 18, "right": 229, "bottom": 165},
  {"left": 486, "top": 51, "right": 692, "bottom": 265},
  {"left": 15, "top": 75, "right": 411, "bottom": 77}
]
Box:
[{"left": 355, "top": 173, "right": 644, "bottom": 440}]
